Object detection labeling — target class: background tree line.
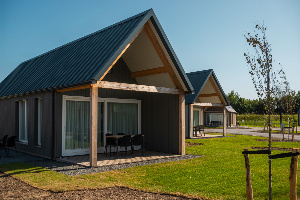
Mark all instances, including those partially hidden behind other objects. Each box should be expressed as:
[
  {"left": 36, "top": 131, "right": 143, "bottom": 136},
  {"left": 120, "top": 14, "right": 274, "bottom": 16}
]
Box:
[{"left": 226, "top": 90, "right": 300, "bottom": 115}]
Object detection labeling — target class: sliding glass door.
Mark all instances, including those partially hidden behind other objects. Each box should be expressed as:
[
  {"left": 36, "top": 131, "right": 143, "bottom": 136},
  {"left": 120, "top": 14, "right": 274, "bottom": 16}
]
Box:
[
  {"left": 64, "top": 100, "right": 104, "bottom": 156},
  {"left": 193, "top": 110, "right": 200, "bottom": 126},
  {"left": 107, "top": 102, "right": 138, "bottom": 135},
  {"left": 62, "top": 96, "right": 141, "bottom": 156}
]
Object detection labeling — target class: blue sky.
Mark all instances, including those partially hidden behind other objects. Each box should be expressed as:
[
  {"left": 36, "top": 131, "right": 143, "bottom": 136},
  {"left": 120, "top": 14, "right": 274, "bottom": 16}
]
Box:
[{"left": 0, "top": 0, "right": 299, "bottom": 99}]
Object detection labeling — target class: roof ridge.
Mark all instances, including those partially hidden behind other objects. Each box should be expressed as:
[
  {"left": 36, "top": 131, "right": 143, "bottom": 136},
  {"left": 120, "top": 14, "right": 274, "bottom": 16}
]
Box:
[{"left": 19, "top": 9, "right": 152, "bottom": 66}]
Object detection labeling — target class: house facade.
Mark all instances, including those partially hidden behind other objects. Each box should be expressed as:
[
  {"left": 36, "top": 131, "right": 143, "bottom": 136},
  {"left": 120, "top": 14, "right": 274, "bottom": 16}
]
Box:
[
  {"left": 0, "top": 9, "right": 193, "bottom": 167},
  {"left": 204, "top": 106, "right": 237, "bottom": 127},
  {"left": 185, "top": 70, "right": 230, "bottom": 138}
]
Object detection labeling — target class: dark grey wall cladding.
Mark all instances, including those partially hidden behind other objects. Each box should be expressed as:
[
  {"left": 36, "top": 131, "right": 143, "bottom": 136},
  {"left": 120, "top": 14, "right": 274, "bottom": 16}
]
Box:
[
  {"left": 57, "top": 89, "right": 180, "bottom": 156},
  {"left": 102, "top": 58, "right": 138, "bottom": 84},
  {"left": 0, "top": 92, "right": 53, "bottom": 158},
  {"left": 0, "top": 57, "right": 180, "bottom": 157}
]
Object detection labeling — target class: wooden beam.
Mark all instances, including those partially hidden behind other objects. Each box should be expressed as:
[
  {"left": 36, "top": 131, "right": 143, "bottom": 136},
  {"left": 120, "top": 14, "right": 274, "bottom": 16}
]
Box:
[
  {"left": 56, "top": 85, "right": 90, "bottom": 93},
  {"left": 209, "top": 76, "right": 226, "bottom": 105},
  {"left": 99, "top": 24, "right": 146, "bottom": 82},
  {"left": 179, "top": 92, "right": 185, "bottom": 155},
  {"left": 89, "top": 84, "right": 98, "bottom": 167},
  {"left": 97, "top": 81, "right": 180, "bottom": 94},
  {"left": 223, "top": 107, "right": 226, "bottom": 137},
  {"left": 131, "top": 66, "right": 168, "bottom": 78},
  {"left": 190, "top": 104, "right": 194, "bottom": 138},
  {"left": 144, "top": 23, "right": 182, "bottom": 89},
  {"left": 193, "top": 103, "right": 224, "bottom": 107},
  {"left": 199, "top": 93, "right": 218, "bottom": 98}
]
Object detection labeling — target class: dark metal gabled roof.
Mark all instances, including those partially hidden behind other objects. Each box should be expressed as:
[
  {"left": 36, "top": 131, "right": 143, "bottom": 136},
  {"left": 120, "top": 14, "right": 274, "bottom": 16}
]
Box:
[
  {"left": 185, "top": 69, "right": 229, "bottom": 105},
  {"left": 0, "top": 9, "right": 193, "bottom": 98}
]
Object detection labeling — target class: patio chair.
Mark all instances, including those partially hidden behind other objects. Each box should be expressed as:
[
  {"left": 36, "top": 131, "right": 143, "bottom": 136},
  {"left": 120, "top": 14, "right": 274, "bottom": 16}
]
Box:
[
  {"left": 118, "top": 135, "right": 131, "bottom": 157},
  {"left": 6, "top": 136, "right": 17, "bottom": 157},
  {"left": 199, "top": 125, "right": 205, "bottom": 136},
  {"left": 0, "top": 135, "right": 8, "bottom": 159},
  {"left": 0, "top": 135, "right": 8, "bottom": 147},
  {"left": 194, "top": 125, "right": 205, "bottom": 137},
  {"left": 193, "top": 125, "right": 200, "bottom": 137},
  {"left": 105, "top": 133, "right": 116, "bottom": 157},
  {"left": 131, "top": 134, "right": 144, "bottom": 156}
]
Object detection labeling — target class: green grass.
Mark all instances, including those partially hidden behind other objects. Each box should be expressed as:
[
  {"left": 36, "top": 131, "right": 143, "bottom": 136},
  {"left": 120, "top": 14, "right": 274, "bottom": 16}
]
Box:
[
  {"left": 1, "top": 135, "right": 300, "bottom": 199},
  {"left": 237, "top": 114, "right": 298, "bottom": 127}
]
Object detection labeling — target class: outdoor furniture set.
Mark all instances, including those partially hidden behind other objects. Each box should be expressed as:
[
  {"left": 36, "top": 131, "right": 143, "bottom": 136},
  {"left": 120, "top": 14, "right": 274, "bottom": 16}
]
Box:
[
  {"left": 105, "top": 134, "right": 144, "bottom": 158},
  {"left": 193, "top": 125, "right": 205, "bottom": 137},
  {"left": 0, "top": 135, "right": 18, "bottom": 159}
]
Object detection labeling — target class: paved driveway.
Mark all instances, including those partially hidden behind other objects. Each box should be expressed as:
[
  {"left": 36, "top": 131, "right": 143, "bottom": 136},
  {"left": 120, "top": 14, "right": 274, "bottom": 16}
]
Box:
[{"left": 205, "top": 127, "right": 300, "bottom": 141}]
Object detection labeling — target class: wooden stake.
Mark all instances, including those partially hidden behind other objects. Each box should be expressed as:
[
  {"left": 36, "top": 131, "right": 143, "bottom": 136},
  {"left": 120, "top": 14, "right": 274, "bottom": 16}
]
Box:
[
  {"left": 289, "top": 148, "right": 299, "bottom": 200},
  {"left": 244, "top": 148, "right": 254, "bottom": 200},
  {"left": 89, "top": 84, "right": 98, "bottom": 167},
  {"left": 292, "top": 127, "right": 295, "bottom": 142}
]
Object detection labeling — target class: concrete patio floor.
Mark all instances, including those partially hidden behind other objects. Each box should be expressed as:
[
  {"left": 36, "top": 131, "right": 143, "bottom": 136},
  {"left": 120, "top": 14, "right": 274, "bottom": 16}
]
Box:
[
  {"left": 0, "top": 149, "right": 46, "bottom": 164},
  {"left": 57, "top": 150, "right": 180, "bottom": 167}
]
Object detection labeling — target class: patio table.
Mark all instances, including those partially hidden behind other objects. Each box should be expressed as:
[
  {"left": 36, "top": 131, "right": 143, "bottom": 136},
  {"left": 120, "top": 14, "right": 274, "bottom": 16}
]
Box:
[{"left": 106, "top": 135, "right": 144, "bottom": 158}]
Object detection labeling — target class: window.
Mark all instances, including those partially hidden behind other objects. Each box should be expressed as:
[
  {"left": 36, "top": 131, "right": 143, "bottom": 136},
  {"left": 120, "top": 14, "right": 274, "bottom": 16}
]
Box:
[
  {"left": 19, "top": 100, "right": 28, "bottom": 143},
  {"left": 107, "top": 102, "right": 138, "bottom": 135},
  {"left": 193, "top": 110, "right": 200, "bottom": 126}
]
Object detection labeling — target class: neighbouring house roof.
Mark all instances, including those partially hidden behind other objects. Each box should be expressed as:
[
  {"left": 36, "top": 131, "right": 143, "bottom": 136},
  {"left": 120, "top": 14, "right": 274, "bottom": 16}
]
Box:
[
  {"left": 226, "top": 106, "right": 237, "bottom": 113},
  {"left": 0, "top": 9, "right": 193, "bottom": 98},
  {"left": 185, "top": 69, "right": 229, "bottom": 105}
]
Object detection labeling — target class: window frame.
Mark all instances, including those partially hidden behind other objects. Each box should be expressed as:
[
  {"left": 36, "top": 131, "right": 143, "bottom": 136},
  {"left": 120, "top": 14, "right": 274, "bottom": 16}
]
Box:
[{"left": 19, "top": 99, "right": 28, "bottom": 143}]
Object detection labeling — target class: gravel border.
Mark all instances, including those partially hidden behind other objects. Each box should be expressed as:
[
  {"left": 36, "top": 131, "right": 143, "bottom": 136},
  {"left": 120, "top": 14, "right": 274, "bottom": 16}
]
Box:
[{"left": 27, "top": 154, "right": 201, "bottom": 176}]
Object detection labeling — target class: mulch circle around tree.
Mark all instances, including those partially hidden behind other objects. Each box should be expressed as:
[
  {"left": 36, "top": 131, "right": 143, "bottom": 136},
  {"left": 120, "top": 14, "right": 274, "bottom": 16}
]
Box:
[{"left": 186, "top": 142, "right": 204, "bottom": 147}]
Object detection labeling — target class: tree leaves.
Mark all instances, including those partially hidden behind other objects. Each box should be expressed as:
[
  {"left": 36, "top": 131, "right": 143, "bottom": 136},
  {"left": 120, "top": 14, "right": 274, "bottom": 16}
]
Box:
[{"left": 244, "top": 23, "right": 287, "bottom": 115}]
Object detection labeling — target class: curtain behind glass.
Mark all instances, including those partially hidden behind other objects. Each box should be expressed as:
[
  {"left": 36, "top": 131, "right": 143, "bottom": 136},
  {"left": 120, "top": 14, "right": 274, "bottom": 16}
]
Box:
[
  {"left": 107, "top": 102, "right": 138, "bottom": 135},
  {"left": 66, "top": 101, "right": 90, "bottom": 150},
  {"left": 66, "top": 101, "right": 103, "bottom": 150},
  {"left": 193, "top": 110, "right": 199, "bottom": 126}
]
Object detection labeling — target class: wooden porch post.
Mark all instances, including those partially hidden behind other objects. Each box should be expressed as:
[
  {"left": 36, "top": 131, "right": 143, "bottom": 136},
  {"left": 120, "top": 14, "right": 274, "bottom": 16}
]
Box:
[
  {"left": 190, "top": 104, "right": 193, "bottom": 138},
  {"left": 179, "top": 92, "right": 185, "bottom": 155},
  {"left": 223, "top": 107, "right": 226, "bottom": 137},
  {"left": 90, "top": 84, "right": 98, "bottom": 167}
]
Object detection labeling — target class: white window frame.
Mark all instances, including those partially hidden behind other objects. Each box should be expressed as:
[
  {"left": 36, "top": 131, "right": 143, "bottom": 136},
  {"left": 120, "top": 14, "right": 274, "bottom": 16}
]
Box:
[
  {"left": 19, "top": 99, "right": 28, "bottom": 143},
  {"left": 62, "top": 95, "right": 141, "bottom": 157}
]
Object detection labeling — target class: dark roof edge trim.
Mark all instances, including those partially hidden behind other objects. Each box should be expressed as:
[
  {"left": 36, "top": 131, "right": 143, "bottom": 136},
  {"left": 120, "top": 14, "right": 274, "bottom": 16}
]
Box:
[
  {"left": 149, "top": 14, "right": 194, "bottom": 93},
  {"left": 93, "top": 9, "right": 152, "bottom": 81},
  {"left": 211, "top": 71, "right": 230, "bottom": 106},
  {"left": 0, "top": 81, "right": 93, "bottom": 100},
  {"left": 190, "top": 69, "right": 213, "bottom": 103}
]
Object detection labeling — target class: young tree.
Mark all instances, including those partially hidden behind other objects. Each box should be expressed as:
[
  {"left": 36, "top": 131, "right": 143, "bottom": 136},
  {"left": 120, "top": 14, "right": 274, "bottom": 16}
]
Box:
[{"left": 244, "top": 23, "right": 286, "bottom": 200}]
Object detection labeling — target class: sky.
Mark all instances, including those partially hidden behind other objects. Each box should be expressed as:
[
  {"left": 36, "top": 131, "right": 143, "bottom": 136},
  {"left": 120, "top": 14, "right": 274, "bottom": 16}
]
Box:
[{"left": 0, "top": 0, "right": 299, "bottom": 100}]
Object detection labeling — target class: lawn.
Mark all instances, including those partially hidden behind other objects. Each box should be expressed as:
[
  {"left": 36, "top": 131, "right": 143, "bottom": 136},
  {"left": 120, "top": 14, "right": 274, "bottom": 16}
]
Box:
[
  {"left": 237, "top": 114, "right": 298, "bottom": 128},
  {"left": 1, "top": 134, "right": 300, "bottom": 200}
]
